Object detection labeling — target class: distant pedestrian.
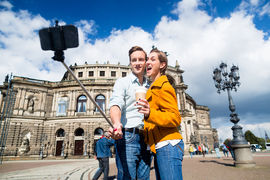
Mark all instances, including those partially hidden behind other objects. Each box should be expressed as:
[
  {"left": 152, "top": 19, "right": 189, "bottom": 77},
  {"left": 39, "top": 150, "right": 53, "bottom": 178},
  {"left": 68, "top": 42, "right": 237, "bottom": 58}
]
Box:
[
  {"left": 205, "top": 146, "right": 209, "bottom": 154},
  {"left": 198, "top": 145, "right": 202, "bottom": 155},
  {"left": 189, "top": 145, "right": 194, "bottom": 158},
  {"left": 193, "top": 146, "right": 197, "bottom": 155},
  {"left": 226, "top": 139, "right": 235, "bottom": 160},
  {"left": 214, "top": 142, "right": 221, "bottom": 158},
  {"left": 222, "top": 144, "right": 229, "bottom": 157},
  {"left": 201, "top": 144, "right": 206, "bottom": 157},
  {"left": 92, "top": 132, "right": 115, "bottom": 180}
]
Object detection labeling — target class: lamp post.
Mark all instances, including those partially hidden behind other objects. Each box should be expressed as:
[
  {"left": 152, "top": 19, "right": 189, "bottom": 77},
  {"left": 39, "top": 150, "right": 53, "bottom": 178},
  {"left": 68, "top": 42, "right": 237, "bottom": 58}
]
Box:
[{"left": 213, "top": 62, "right": 255, "bottom": 168}]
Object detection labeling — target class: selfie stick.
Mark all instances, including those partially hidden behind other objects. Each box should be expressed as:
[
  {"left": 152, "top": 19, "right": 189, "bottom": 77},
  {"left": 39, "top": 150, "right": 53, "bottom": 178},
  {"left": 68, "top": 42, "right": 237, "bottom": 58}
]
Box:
[
  {"left": 52, "top": 51, "right": 115, "bottom": 129},
  {"left": 39, "top": 22, "right": 115, "bottom": 129}
]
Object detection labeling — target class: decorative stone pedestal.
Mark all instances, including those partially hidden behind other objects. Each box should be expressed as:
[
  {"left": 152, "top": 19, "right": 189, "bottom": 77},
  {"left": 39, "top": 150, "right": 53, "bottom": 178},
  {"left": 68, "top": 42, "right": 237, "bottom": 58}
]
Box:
[{"left": 232, "top": 144, "right": 256, "bottom": 168}]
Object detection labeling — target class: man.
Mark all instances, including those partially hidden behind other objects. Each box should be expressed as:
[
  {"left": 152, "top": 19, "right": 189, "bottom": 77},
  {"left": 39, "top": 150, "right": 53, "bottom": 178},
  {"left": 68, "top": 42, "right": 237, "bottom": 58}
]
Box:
[
  {"left": 226, "top": 139, "right": 235, "bottom": 160},
  {"left": 109, "top": 46, "right": 151, "bottom": 179},
  {"left": 92, "top": 131, "right": 115, "bottom": 180},
  {"left": 214, "top": 141, "right": 221, "bottom": 158}
]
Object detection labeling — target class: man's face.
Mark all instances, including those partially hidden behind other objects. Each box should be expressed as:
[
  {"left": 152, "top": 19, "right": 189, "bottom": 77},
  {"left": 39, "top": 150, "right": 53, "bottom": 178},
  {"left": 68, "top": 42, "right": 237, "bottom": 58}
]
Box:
[{"left": 130, "top": 51, "right": 146, "bottom": 77}]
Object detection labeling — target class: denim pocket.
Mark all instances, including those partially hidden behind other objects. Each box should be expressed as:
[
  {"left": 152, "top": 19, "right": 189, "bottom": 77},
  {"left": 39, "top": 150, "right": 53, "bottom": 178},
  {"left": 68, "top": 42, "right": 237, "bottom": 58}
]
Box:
[
  {"left": 124, "top": 131, "right": 136, "bottom": 144},
  {"left": 176, "top": 140, "right": 185, "bottom": 158}
]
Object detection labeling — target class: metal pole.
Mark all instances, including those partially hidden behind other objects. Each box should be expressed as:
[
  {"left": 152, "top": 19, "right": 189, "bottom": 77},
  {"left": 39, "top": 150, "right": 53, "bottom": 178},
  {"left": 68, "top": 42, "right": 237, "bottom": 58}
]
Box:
[
  {"left": 213, "top": 62, "right": 255, "bottom": 167},
  {"left": 226, "top": 88, "right": 236, "bottom": 113},
  {"left": 61, "top": 61, "right": 114, "bottom": 129},
  {"left": 0, "top": 75, "right": 11, "bottom": 131},
  {"left": 0, "top": 74, "right": 14, "bottom": 164}
]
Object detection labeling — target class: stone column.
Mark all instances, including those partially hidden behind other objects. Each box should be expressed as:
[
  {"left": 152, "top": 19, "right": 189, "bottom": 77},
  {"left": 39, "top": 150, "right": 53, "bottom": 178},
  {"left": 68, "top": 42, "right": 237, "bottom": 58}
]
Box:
[
  {"left": 90, "top": 90, "right": 94, "bottom": 114},
  {"left": 191, "top": 119, "right": 194, "bottom": 135},
  {"left": 40, "top": 91, "right": 46, "bottom": 116},
  {"left": 13, "top": 89, "right": 23, "bottom": 115},
  {"left": 51, "top": 91, "right": 56, "bottom": 117},
  {"left": 185, "top": 121, "right": 188, "bottom": 143},
  {"left": 106, "top": 90, "right": 110, "bottom": 114},
  {"left": 176, "top": 91, "right": 180, "bottom": 110},
  {"left": 19, "top": 89, "right": 27, "bottom": 115},
  {"left": 52, "top": 92, "right": 59, "bottom": 117},
  {"left": 69, "top": 90, "right": 75, "bottom": 116}
]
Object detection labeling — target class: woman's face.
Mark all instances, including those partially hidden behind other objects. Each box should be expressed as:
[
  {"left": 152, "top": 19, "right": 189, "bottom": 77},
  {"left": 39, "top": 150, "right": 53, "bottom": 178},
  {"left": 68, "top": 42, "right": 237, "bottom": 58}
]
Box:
[{"left": 146, "top": 52, "right": 165, "bottom": 81}]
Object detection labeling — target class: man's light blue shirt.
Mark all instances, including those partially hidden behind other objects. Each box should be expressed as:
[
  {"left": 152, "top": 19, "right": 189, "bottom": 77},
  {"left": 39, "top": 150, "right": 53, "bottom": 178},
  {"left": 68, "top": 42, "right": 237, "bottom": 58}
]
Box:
[{"left": 109, "top": 72, "right": 150, "bottom": 128}]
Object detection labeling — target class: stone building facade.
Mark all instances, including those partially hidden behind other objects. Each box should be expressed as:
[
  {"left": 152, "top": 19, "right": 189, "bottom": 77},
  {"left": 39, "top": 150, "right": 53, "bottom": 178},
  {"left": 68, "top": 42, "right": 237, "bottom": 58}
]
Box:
[{"left": 0, "top": 62, "right": 218, "bottom": 158}]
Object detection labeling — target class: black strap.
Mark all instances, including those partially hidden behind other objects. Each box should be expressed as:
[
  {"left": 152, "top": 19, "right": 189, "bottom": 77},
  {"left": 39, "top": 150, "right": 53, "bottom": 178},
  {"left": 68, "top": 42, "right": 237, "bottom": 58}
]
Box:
[{"left": 122, "top": 128, "right": 143, "bottom": 134}]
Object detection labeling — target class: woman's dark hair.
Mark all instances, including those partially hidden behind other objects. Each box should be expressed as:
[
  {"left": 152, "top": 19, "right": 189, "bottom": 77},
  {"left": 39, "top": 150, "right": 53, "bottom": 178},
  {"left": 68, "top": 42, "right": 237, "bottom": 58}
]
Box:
[{"left": 150, "top": 48, "right": 168, "bottom": 75}]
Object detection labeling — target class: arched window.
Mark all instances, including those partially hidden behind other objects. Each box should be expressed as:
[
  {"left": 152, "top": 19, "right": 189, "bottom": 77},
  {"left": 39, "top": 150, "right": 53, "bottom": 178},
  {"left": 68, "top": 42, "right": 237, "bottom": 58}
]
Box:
[
  {"left": 94, "top": 128, "right": 104, "bottom": 136},
  {"left": 56, "top": 128, "right": 65, "bottom": 137},
  {"left": 95, "top": 94, "right": 105, "bottom": 112},
  {"left": 74, "top": 128, "right": 84, "bottom": 136},
  {"left": 77, "top": 95, "right": 87, "bottom": 112}
]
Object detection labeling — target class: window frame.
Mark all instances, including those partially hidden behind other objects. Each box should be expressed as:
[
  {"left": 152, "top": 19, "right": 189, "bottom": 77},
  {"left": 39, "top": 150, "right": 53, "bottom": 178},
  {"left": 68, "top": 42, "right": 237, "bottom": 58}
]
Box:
[{"left": 77, "top": 95, "right": 87, "bottom": 112}]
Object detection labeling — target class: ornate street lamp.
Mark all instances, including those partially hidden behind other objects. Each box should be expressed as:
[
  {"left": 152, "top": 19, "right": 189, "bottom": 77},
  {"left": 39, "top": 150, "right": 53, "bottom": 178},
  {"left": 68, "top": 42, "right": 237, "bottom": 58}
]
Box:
[{"left": 213, "top": 62, "right": 255, "bottom": 168}]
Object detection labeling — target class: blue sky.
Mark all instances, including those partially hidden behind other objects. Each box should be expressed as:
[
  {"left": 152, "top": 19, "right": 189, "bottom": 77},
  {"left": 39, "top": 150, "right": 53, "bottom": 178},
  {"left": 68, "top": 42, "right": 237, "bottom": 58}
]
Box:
[
  {"left": 9, "top": 0, "right": 270, "bottom": 39},
  {"left": 1, "top": 0, "right": 270, "bottom": 141}
]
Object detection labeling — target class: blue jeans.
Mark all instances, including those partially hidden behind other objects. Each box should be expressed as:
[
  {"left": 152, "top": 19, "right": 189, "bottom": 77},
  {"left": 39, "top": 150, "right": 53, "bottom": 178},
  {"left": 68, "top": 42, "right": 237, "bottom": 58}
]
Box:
[
  {"left": 93, "top": 157, "right": 109, "bottom": 180},
  {"left": 215, "top": 148, "right": 221, "bottom": 158},
  {"left": 115, "top": 130, "right": 152, "bottom": 180},
  {"left": 154, "top": 140, "right": 184, "bottom": 180}
]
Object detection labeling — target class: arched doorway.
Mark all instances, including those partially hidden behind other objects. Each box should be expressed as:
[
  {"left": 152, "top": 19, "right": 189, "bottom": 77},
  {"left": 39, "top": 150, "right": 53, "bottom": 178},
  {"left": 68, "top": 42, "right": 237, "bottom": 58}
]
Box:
[
  {"left": 74, "top": 128, "right": 84, "bottom": 155},
  {"left": 55, "top": 128, "right": 65, "bottom": 156}
]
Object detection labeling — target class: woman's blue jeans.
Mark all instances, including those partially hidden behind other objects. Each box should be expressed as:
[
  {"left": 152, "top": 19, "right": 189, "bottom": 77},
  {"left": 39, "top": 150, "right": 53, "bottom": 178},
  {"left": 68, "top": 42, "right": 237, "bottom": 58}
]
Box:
[
  {"left": 154, "top": 140, "right": 184, "bottom": 180},
  {"left": 115, "top": 129, "right": 152, "bottom": 180}
]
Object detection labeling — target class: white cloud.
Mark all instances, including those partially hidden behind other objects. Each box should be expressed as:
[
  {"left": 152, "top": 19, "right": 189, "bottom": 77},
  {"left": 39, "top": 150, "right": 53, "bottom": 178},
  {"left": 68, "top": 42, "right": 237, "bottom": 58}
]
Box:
[
  {"left": 151, "top": 0, "right": 270, "bottom": 107},
  {"left": 0, "top": 5, "right": 65, "bottom": 82},
  {"left": 250, "top": 0, "right": 260, "bottom": 6},
  {"left": 260, "top": 2, "right": 270, "bottom": 16},
  {"left": 65, "top": 26, "right": 153, "bottom": 66},
  {"left": 75, "top": 20, "right": 97, "bottom": 36},
  {"left": 0, "top": 0, "right": 12, "bottom": 10}
]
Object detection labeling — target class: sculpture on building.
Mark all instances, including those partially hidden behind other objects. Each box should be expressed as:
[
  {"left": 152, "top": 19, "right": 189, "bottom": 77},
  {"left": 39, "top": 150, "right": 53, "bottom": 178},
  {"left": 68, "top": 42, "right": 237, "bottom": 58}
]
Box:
[
  {"left": 27, "top": 98, "right": 34, "bottom": 113},
  {"left": 19, "top": 136, "right": 30, "bottom": 154}
]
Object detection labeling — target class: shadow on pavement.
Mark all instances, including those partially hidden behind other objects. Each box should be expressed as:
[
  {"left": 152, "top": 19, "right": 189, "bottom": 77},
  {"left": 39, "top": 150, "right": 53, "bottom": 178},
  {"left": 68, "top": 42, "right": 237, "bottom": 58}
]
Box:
[{"left": 199, "top": 160, "right": 234, "bottom": 167}]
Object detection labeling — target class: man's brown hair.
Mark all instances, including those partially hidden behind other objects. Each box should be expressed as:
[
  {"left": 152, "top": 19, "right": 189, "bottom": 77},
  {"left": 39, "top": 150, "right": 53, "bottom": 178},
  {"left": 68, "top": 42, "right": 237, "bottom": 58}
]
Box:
[
  {"left": 128, "top": 46, "right": 147, "bottom": 61},
  {"left": 150, "top": 48, "right": 168, "bottom": 75}
]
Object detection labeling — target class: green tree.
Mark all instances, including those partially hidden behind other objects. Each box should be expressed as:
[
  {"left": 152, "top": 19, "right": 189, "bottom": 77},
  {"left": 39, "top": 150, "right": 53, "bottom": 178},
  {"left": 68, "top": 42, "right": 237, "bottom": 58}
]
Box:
[
  {"left": 258, "top": 137, "right": 266, "bottom": 149},
  {"left": 244, "top": 130, "right": 258, "bottom": 144},
  {"left": 244, "top": 130, "right": 266, "bottom": 150}
]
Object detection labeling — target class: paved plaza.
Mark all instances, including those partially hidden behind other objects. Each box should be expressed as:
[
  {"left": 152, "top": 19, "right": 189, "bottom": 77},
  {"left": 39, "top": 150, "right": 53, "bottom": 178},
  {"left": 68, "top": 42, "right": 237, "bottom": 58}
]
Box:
[{"left": 0, "top": 152, "right": 270, "bottom": 180}]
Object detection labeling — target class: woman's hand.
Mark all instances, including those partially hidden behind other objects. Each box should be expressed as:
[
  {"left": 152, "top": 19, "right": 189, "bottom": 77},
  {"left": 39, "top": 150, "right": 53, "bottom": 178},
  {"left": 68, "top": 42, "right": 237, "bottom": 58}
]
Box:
[{"left": 136, "top": 98, "right": 150, "bottom": 119}]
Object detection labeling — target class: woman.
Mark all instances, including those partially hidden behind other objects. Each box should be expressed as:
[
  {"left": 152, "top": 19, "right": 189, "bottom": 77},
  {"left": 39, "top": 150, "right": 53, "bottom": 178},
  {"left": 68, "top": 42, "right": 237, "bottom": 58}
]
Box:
[
  {"left": 137, "top": 48, "right": 184, "bottom": 180},
  {"left": 189, "top": 145, "right": 194, "bottom": 158}
]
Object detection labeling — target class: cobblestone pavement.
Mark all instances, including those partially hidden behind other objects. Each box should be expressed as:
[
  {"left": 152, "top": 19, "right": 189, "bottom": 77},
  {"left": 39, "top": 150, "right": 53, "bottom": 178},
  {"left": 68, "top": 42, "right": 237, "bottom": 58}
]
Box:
[
  {"left": 0, "top": 159, "right": 101, "bottom": 180},
  {"left": 0, "top": 152, "right": 270, "bottom": 180}
]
